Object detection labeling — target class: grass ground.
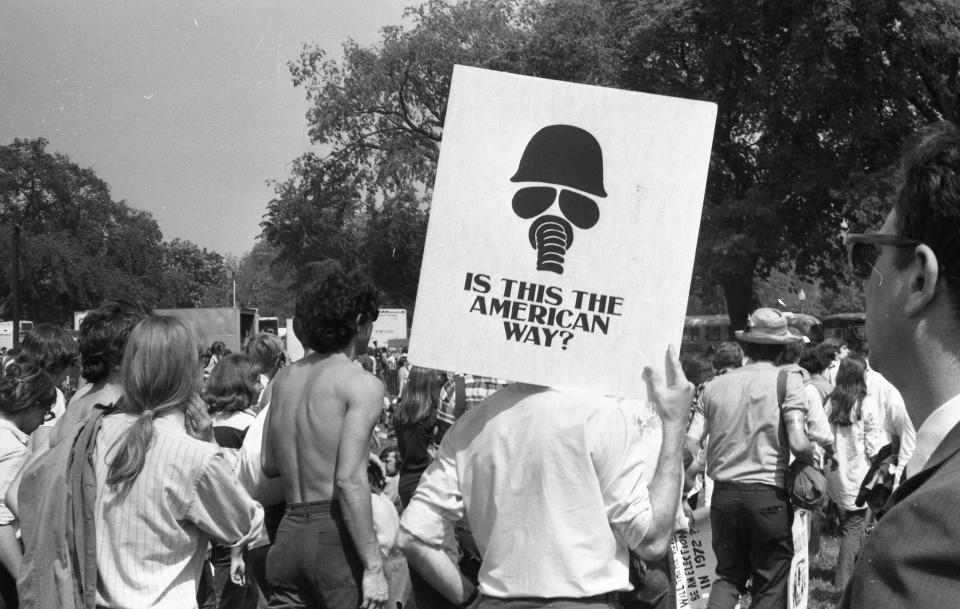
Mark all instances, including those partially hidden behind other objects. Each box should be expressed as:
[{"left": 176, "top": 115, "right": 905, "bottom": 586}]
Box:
[{"left": 808, "top": 534, "right": 842, "bottom": 609}]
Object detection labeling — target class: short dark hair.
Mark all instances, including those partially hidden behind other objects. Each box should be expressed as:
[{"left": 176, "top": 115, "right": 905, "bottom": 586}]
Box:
[
  {"left": 78, "top": 300, "right": 152, "bottom": 384},
  {"left": 18, "top": 324, "right": 77, "bottom": 376},
  {"left": 819, "top": 337, "right": 846, "bottom": 359},
  {"left": 711, "top": 341, "right": 744, "bottom": 371},
  {"left": 294, "top": 261, "right": 380, "bottom": 354},
  {"left": 894, "top": 121, "right": 960, "bottom": 314},
  {"left": 740, "top": 341, "right": 787, "bottom": 364},
  {"left": 799, "top": 343, "right": 832, "bottom": 375},
  {"left": 202, "top": 353, "right": 261, "bottom": 415}
]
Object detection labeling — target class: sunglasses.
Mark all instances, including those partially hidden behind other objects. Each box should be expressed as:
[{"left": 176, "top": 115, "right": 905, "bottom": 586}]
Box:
[{"left": 845, "top": 233, "right": 923, "bottom": 280}]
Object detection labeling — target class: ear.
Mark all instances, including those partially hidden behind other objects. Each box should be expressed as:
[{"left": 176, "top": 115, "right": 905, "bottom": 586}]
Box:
[{"left": 904, "top": 244, "right": 941, "bottom": 317}]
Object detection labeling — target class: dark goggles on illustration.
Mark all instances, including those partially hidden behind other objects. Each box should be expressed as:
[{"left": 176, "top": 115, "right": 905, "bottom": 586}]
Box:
[
  {"left": 845, "top": 232, "right": 923, "bottom": 280},
  {"left": 512, "top": 186, "right": 600, "bottom": 229}
]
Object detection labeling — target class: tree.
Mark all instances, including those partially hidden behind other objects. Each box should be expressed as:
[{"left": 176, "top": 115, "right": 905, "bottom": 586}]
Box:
[
  {"left": 263, "top": 0, "right": 536, "bottom": 313},
  {"left": 613, "top": 0, "right": 960, "bottom": 327},
  {"left": 234, "top": 240, "right": 297, "bottom": 319},
  {"left": 157, "top": 238, "right": 229, "bottom": 308},
  {"left": 0, "top": 138, "right": 174, "bottom": 328},
  {"left": 0, "top": 138, "right": 238, "bottom": 329}
]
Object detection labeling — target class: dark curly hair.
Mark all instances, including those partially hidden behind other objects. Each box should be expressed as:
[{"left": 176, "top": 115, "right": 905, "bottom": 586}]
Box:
[
  {"left": 0, "top": 358, "right": 56, "bottom": 416},
  {"left": 294, "top": 261, "right": 380, "bottom": 354},
  {"left": 78, "top": 300, "right": 153, "bottom": 384},
  {"left": 202, "top": 353, "right": 261, "bottom": 415},
  {"left": 18, "top": 324, "right": 77, "bottom": 377}
]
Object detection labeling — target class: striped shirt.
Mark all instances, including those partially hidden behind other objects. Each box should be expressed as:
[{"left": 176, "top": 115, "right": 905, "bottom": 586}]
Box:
[{"left": 94, "top": 410, "right": 264, "bottom": 609}]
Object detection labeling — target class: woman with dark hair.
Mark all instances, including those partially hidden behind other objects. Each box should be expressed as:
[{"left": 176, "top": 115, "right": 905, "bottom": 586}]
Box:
[
  {"left": 394, "top": 366, "right": 442, "bottom": 509},
  {"left": 199, "top": 353, "right": 262, "bottom": 609},
  {"left": 92, "top": 316, "right": 263, "bottom": 608},
  {"left": 392, "top": 366, "right": 452, "bottom": 609},
  {"left": 50, "top": 300, "right": 151, "bottom": 447},
  {"left": 203, "top": 353, "right": 261, "bottom": 448},
  {"left": 825, "top": 354, "right": 884, "bottom": 590},
  {"left": 0, "top": 359, "right": 56, "bottom": 608},
  {"left": 205, "top": 341, "right": 228, "bottom": 378},
  {"left": 17, "top": 323, "right": 78, "bottom": 433}
]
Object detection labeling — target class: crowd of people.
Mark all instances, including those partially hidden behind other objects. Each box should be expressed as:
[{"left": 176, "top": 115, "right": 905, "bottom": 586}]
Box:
[{"left": 1, "top": 121, "right": 960, "bottom": 609}]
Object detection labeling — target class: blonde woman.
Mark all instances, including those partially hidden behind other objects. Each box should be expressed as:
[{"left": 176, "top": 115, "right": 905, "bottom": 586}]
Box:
[{"left": 93, "top": 316, "right": 263, "bottom": 608}]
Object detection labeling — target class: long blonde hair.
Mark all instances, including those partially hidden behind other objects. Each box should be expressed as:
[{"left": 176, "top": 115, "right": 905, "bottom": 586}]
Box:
[
  {"left": 107, "top": 316, "right": 203, "bottom": 498},
  {"left": 394, "top": 366, "right": 440, "bottom": 426}
]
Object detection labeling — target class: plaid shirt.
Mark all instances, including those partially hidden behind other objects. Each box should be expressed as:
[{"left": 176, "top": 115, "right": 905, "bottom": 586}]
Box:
[{"left": 436, "top": 374, "right": 509, "bottom": 429}]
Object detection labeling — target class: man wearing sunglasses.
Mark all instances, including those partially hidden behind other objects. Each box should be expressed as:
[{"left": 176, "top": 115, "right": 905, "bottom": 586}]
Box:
[{"left": 840, "top": 122, "right": 960, "bottom": 608}]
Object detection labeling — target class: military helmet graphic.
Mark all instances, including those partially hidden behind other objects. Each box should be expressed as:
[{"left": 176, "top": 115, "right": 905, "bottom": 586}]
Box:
[
  {"left": 510, "top": 125, "right": 607, "bottom": 197},
  {"left": 510, "top": 124, "right": 607, "bottom": 274}
]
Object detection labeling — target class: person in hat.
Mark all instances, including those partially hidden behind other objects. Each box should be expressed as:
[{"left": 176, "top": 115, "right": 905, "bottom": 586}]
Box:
[{"left": 686, "top": 307, "right": 814, "bottom": 609}]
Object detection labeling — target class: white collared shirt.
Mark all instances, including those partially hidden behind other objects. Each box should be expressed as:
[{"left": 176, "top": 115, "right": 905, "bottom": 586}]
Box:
[
  {"left": 904, "top": 393, "right": 960, "bottom": 478},
  {"left": 402, "top": 384, "right": 653, "bottom": 598}
]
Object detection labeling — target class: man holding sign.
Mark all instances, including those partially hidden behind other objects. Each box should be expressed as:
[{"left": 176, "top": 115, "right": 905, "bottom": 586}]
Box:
[
  {"left": 403, "top": 64, "right": 717, "bottom": 609},
  {"left": 399, "top": 348, "right": 693, "bottom": 608}
]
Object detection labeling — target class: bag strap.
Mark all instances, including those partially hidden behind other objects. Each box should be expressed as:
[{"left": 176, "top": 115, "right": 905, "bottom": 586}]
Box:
[
  {"left": 454, "top": 375, "right": 467, "bottom": 420},
  {"left": 776, "top": 368, "right": 788, "bottom": 411}
]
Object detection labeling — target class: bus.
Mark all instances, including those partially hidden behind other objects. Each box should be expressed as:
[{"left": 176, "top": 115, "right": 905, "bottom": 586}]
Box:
[
  {"left": 681, "top": 312, "right": 823, "bottom": 355},
  {"left": 820, "top": 312, "right": 866, "bottom": 350}
]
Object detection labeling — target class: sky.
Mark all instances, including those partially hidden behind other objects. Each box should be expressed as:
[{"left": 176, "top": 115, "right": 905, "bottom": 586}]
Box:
[{"left": 0, "top": 1, "right": 410, "bottom": 256}]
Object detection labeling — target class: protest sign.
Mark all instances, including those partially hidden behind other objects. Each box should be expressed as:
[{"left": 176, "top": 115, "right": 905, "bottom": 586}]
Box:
[
  {"left": 408, "top": 65, "right": 716, "bottom": 398},
  {"left": 672, "top": 507, "right": 716, "bottom": 609},
  {"left": 789, "top": 509, "right": 810, "bottom": 609},
  {"left": 672, "top": 505, "right": 809, "bottom": 609}
]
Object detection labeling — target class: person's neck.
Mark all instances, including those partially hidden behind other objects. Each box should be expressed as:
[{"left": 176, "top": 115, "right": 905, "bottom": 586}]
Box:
[{"left": 897, "top": 321, "right": 960, "bottom": 429}]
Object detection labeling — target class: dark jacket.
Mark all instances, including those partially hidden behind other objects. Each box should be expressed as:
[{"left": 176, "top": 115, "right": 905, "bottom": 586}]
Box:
[
  {"left": 16, "top": 406, "right": 106, "bottom": 609},
  {"left": 840, "top": 418, "right": 960, "bottom": 608}
]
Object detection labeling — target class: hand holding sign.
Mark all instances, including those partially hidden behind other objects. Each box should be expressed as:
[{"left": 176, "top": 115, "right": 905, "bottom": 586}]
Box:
[{"left": 643, "top": 345, "right": 694, "bottom": 425}]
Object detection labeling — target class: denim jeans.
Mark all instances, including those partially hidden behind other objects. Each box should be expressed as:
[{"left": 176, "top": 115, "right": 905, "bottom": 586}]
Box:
[
  {"left": 706, "top": 482, "right": 794, "bottom": 609},
  {"left": 834, "top": 509, "right": 867, "bottom": 590}
]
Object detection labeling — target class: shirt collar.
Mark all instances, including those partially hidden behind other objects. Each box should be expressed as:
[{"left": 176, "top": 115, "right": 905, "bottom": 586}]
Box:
[{"left": 905, "top": 392, "right": 960, "bottom": 475}]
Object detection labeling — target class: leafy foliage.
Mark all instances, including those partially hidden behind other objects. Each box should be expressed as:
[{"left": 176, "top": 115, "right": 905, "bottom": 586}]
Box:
[
  {"left": 0, "top": 138, "right": 234, "bottom": 324},
  {"left": 262, "top": 0, "right": 535, "bottom": 313},
  {"left": 266, "top": 0, "right": 960, "bottom": 328}
]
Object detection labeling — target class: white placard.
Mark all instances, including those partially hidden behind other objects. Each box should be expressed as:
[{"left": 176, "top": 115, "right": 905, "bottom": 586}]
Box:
[
  {"left": 371, "top": 308, "right": 408, "bottom": 346},
  {"left": 409, "top": 66, "right": 716, "bottom": 399},
  {"left": 673, "top": 507, "right": 718, "bottom": 609},
  {"left": 789, "top": 509, "right": 809, "bottom": 609}
]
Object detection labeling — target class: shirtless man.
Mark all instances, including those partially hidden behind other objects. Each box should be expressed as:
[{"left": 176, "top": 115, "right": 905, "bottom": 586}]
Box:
[{"left": 263, "top": 262, "right": 388, "bottom": 609}]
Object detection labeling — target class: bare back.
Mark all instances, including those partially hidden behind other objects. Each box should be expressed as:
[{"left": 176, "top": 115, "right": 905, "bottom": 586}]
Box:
[{"left": 263, "top": 352, "right": 383, "bottom": 504}]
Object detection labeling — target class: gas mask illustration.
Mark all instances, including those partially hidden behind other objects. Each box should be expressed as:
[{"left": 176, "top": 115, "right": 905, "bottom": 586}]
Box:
[{"left": 510, "top": 125, "right": 606, "bottom": 274}]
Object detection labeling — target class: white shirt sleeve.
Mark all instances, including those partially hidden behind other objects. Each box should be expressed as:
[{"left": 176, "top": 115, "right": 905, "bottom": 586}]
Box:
[
  {"left": 588, "top": 403, "right": 653, "bottom": 552},
  {"left": 399, "top": 435, "right": 464, "bottom": 547},
  {"left": 187, "top": 451, "right": 264, "bottom": 548}
]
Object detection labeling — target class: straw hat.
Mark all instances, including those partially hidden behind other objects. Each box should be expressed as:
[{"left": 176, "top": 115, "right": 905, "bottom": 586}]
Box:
[{"left": 735, "top": 308, "right": 803, "bottom": 344}]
